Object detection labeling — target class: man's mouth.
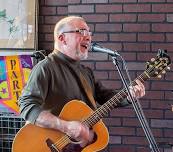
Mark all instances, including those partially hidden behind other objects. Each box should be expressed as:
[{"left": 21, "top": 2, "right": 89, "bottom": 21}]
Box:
[{"left": 81, "top": 44, "right": 89, "bottom": 49}]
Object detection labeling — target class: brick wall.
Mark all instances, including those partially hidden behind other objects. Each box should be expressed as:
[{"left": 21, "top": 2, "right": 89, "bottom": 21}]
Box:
[{"left": 38, "top": 0, "right": 173, "bottom": 152}]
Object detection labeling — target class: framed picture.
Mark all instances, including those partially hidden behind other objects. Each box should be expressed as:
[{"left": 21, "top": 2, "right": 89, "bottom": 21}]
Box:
[{"left": 0, "top": 0, "right": 37, "bottom": 49}]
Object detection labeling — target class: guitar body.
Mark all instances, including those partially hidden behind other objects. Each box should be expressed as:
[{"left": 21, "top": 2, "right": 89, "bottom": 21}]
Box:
[{"left": 12, "top": 100, "right": 109, "bottom": 152}]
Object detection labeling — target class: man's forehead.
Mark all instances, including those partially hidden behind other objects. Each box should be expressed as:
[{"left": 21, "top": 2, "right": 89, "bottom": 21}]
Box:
[{"left": 69, "top": 19, "right": 89, "bottom": 30}]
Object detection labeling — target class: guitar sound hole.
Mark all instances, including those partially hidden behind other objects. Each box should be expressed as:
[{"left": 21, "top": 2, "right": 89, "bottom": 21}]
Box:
[
  {"left": 46, "top": 138, "right": 60, "bottom": 152},
  {"left": 62, "top": 132, "right": 97, "bottom": 152}
]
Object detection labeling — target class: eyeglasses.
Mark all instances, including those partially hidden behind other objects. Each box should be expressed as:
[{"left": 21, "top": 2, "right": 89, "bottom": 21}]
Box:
[{"left": 62, "top": 29, "right": 92, "bottom": 36}]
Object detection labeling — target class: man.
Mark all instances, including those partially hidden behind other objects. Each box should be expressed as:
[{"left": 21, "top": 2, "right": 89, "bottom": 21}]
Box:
[{"left": 19, "top": 16, "right": 145, "bottom": 151}]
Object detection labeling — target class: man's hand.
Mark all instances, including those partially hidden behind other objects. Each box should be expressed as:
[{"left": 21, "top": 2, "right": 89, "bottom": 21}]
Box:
[
  {"left": 60, "top": 120, "right": 94, "bottom": 147},
  {"left": 127, "top": 79, "right": 145, "bottom": 101}
]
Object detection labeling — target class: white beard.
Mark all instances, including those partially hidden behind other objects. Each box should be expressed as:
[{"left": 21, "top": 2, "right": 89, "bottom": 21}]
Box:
[{"left": 76, "top": 48, "right": 88, "bottom": 60}]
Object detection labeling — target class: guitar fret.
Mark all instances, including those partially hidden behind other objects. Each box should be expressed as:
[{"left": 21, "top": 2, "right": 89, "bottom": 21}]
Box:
[{"left": 83, "top": 72, "right": 151, "bottom": 127}]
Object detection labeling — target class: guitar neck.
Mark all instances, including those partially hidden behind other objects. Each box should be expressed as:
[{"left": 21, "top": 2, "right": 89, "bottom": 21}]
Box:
[{"left": 83, "top": 71, "right": 150, "bottom": 128}]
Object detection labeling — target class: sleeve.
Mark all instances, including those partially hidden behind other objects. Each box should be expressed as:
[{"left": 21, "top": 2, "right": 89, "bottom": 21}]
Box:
[
  {"left": 18, "top": 61, "right": 50, "bottom": 124},
  {"left": 87, "top": 68, "right": 130, "bottom": 107}
]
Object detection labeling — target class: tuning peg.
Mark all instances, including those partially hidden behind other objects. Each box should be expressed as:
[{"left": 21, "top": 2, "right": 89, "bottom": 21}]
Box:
[
  {"left": 167, "top": 67, "right": 171, "bottom": 70},
  {"left": 157, "top": 75, "right": 162, "bottom": 78},
  {"left": 162, "top": 70, "right": 166, "bottom": 74},
  {"left": 151, "top": 58, "right": 155, "bottom": 62},
  {"left": 159, "top": 67, "right": 163, "bottom": 71},
  {"left": 155, "top": 71, "right": 159, "bottom": 75}
]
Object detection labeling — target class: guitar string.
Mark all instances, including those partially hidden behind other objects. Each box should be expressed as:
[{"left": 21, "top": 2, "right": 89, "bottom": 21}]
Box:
[
  {"left": 52, "top": 75, "right": 147, "bottom": 149},
  {"left": 52, "top": 66, "right": 152, "bottom": 149},
  {"left": 51, "top": 60, "right": 164, "bottom": 150}
]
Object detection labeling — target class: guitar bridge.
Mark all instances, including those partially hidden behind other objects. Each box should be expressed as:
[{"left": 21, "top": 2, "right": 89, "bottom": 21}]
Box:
[{"left": 46, "top": 138, "right": 60, "bottom": 152}]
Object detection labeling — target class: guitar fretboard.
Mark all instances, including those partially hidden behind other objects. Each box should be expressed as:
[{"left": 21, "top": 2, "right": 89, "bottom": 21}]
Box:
[{"left": 83, "top": 71, "right": 149, "bottom": 127}]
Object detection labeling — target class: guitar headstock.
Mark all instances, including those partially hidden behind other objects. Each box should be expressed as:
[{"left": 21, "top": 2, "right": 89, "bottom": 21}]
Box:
[{"left": 145, "top": 49, "right": 171, "bottom": 78}]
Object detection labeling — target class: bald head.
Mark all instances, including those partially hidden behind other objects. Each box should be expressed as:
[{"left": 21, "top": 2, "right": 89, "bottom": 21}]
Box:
[{"left": 54, "top": 16, "right": 85, "bottom": 41}]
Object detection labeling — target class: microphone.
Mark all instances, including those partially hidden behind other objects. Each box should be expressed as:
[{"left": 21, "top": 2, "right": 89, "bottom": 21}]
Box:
[{"left": 90, "top": 43, "right": 120, "bottom": 56}]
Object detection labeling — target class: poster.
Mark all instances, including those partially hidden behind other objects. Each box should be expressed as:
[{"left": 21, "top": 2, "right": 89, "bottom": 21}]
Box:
[
  {"left": 0, "top": 0, "right": 36, "bottom": 49},
  {"left": 0, "top": 55, "right": 33, "bottom": 113}
]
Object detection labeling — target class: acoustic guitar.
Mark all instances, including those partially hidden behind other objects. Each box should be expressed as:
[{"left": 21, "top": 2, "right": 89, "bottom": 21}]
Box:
[{"left": 12, "top": 50, "right": 171, "bottom": 152}]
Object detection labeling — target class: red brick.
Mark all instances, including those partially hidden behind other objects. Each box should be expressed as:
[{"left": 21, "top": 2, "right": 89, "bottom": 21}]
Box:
[
  {"left": 96, "top": 4, "right": 122, "bottom": 13},
  {"left": 164, "top": 129, "right": 173, "bottom": 137},
  {"left": 110, "top": 109, "right": 136, "bottom": 117},
  {"left": 109, "top": 71, "right": 136, "bottom": 80},
  {"left": 165, "top": 71, "right": 173, "bottom": 80},
  {"left": 95, "top": 24, "right": 122, "bottom": 32},
  {"left": 151, "top": 119, "right": 173, "bottom": 128},
  {"left": 109, "top": 0, "right": 137, "bottom": 2},
  {"left": 110, "top": 33, "right": 136, "bottom": 42},
  {"left": 138, "top": 0, "right": 165, "bottom": 2},
  {"left": 143, "top": 91, "right": 164, "bottom": 100},
  {"left": 137, "top": 53, "right": 158, "bottom": 61},
  {"left": 110, "top": 14, "right": 137, "bottom": 22},
  {"left": 138, "top": 14, "right": 165, "bottom": 22},
  {"left": 165, "top": 110, "right": 173, "bottom": 119},
  {"left": 45, "top": 33, "right": 53, "bottom": 41},
  {"left": 110, "top": 146, "right": 135, "bottom": 152},
  {"left": 93, "top": 71, "right": 108, "bottom": 79},
  {"left": 143, "top": 109, "right": 164, "bottom": 119},
  {"left": 38, "top": 16, "right": 44, "bottom": 24},
  {"left": 124, "top": 43, "right": 150, "bottom": 52},
  {"left": 101, "top": 80, "right": 122, "bottom": 89},
  {"left": 152, "top": 43, "right": 173, "bottom": 52},
  {"left": 109, "top": 136, "right": 122, "bottom": 144},
  {"left": 82, "top": 14, "right": 108, "bottom": 22},
  {"left": 45, "top": 0, "right": 67, "bottom": 6},
  {"left": 123, "top": 136, "right": 148, "bottom": 145},
  {"left": 152, "top": 4, "right": 173, "bottom": 12},
  {"left": 92, "top": 33, "right": 108, "bottom": 42},
  {"left": 123, "top": 24, "right": 150, "bottom": 32},
  {"left": 40, "top": 6, "right": 56, "bottom": 15},
  {"left": 103, "top": 117, "right": 121, "bottom": 126},
  {"left": 39, "top": 25, "right": 54, "bottom": 33},
  {"left": 68, "top": 5, "right": 94, "bottom": 13},
  {"left": 124, "top": 62, "right": 145, "bottom": 71},
  {"left": 99, "top": 43, "right": 122, "bottom": 51},
  {"left": 45, "top": 16, "right": 65, "bottom": 24},
  {"left": 150, "top": 100, "right": 170, "bottom": 110},
  {"left": 137, "top": 128, "right": 163, "bottom": 137},
  {"left": 120, "top": 52, "right": 136, "bottom": 61},
  {"left": 57, "top": 6, "right": 68, "bottom": 15},
  {"left": 151, "top": 82, "right": 173, "bottom": 90},
  {"left": 96, "top": 62, "right": 117, "bottom": 70},
  {"left": 166, "top": 34, "right": 173, "bottom": 42},
  {"left": 81, "top": 62, "right": 95, "bottom": 70},
  {"left": 136, "top": 147, "right": 150, "bottom": 152},
  {"left": 165, "top": 91, "right": 173, "bottom": 100},
  {"left": 39, "top": 42, "right": 53, "bottom": 50},
  {"left": 109, "top": 127, "right": 135, "bottom": 135},
  {"left": 138, "top": 33, "right": 164, "bottom": 42},
  {"left": 68, "top": 0, "right": 80, "bottom": 4},
  {"left": 88, "top": 52, "right": 108, "bottom": 61},
  {"left": 123, "top": 118, "right": 140, "bottom": 126},
  {"left": 38, "top": 34, "right": 45, "bottom": 42},
  {"left": 124, "top": 4, "right": 151, "bottom": 12},
  {"left": 152, "top": 24, "right": 173, "bottom": 32},
  {"left": 137, "top": 100, "right": 150, "bottom": 108},
  {"left": 82, "top": 0, "right": 108, "bottom": 3}
]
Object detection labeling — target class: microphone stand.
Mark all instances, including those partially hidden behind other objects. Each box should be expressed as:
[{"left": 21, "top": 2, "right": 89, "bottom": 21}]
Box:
[{"left": 111, "top": 55, "right": 160, "bottom": 152}]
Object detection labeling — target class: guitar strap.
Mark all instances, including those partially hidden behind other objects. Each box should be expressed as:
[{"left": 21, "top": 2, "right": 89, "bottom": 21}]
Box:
[{"left": 79, "top": 72, "right": 97, "bottom": 109}]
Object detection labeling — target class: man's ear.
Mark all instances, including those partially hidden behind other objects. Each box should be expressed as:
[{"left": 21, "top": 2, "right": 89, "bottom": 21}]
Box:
[{"left": 58, "top": 34, "right": 66, "bottom": 44}]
